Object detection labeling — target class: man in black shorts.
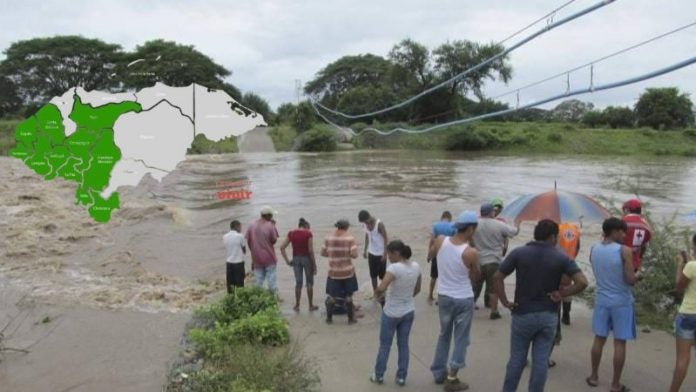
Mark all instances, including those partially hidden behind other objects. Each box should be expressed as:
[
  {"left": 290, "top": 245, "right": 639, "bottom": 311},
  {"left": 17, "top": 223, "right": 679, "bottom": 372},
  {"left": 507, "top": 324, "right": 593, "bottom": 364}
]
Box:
[
  {"left": 359, "top": 210, "right": 388, "bottom": 297},
  {"left": 428, "top": 211, "right": 455, "bottom": 305}
]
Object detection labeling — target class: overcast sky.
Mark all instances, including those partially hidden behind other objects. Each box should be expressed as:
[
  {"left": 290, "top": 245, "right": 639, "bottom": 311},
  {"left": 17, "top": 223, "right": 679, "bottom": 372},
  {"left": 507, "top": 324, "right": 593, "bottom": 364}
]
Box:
[{"left": 1, "top": 0, "right": 695, "bottom": 111}]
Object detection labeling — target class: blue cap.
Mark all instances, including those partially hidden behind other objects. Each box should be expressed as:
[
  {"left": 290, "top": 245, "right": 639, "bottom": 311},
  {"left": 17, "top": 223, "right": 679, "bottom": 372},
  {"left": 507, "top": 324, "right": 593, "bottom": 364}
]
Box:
[{"left": 454, "top": 210, "right": 478, "bottom": 229}]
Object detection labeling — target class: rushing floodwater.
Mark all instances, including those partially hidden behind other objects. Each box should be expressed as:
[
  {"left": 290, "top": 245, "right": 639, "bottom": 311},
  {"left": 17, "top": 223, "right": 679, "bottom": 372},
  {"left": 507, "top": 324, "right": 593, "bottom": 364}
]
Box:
[{"left": 161, "top": 151, "right": 696, "bottom": 229}]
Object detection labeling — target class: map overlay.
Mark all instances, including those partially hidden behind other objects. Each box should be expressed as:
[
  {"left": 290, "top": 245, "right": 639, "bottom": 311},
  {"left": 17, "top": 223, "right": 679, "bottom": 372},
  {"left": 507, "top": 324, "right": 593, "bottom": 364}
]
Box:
[{"left": 10, "top": 83, "right": 265, "bottom": 222}]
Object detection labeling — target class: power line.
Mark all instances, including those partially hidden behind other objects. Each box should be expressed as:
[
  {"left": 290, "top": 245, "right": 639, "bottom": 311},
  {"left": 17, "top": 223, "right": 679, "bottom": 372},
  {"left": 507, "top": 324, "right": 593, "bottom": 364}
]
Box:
[
  {"left": 355, "top": 56, "right": 696, "bottom": 135},
  {"left": 311, "top": 0, "right": 616, "bottom": 120},
  {"left": 498, "top": 0, "right": 578, "bottom": 45},
  {"left": 491, "top": 20, "right": 696, "bottom": 101}
]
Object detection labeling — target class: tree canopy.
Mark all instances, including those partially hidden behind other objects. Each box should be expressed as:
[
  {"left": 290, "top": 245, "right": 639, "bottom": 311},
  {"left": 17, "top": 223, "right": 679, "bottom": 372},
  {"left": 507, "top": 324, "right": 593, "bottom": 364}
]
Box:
[
  {"left": 635, "top": 87, "right": 694, "bottom": 129},
  {"left": 304, "top": 39, "right": 512, "bottom": 124},
  {"left": 0, "top": 36, "right": 123, "bottom": 104}
]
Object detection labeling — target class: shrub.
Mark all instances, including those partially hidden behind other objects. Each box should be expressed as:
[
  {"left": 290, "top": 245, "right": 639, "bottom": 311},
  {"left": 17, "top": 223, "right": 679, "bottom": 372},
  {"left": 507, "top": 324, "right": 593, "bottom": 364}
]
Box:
[
  {"left": 297, "top": 127, "right": 337, "bottom": 152},
  {"left": 683, "top": 128, "right": 696, "bottom": 138},
  {"left": 168, "top": 344, "right": 319, "bottom": 392},
  {"left": 195, "top": 286, "right": 278, "bottom": 326},
  {"left": 444, "top": 127, "right": 505, "bottom": 150},
  {"left": 562, "top": 124, "right": 576, "bottom": 132},
  {"left": 547, "top": 132, "right": 563, "bottom": 143},
  {"left": 189, "top": 309, "right": 289, "bottom": 358}
]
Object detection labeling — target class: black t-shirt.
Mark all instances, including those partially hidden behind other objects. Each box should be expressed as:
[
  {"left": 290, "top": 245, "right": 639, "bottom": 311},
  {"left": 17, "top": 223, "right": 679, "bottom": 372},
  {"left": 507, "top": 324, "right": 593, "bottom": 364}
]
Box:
[{"left": 499, "top": 241, "right": 581, "bottom": 315}]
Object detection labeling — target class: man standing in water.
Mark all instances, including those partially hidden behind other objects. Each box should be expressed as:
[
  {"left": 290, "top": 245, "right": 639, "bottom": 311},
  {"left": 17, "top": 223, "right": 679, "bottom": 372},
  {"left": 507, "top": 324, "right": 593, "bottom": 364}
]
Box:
[
  {"left": 322, "top": 219, "right": 359, "bottom": 324},
  {"left": 494, "top": 219, "right": 588, "bottom": 392},
  {"left": 429, "top": 211, "right": 480, "bottom": 392},
  {"left": 223, "top": 220, "right": 246, "bottom": 292},
  {"left": 245, "top": 206, "right": 280, "bottom": 293},
  {"left": 621, "top": 199, "right": 651, "bottom": 272},
  {"left": 359, "top": 210, "right": 389, "bottom": 297},
  {"left": 427, "top": 211, "right": 455, "bottom": 305},
  {"left": 473, "top": 203, "right": 519, "bottom": 319},
  {"left": 586, "top": 217, "right": 641, "bottom": 392}
]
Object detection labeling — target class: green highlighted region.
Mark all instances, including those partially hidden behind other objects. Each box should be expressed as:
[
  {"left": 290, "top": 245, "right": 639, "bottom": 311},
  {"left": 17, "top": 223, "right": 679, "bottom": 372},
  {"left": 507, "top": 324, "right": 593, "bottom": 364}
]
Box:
[{"left": 10, "top": 95, "right": 142, "bottom": 223}]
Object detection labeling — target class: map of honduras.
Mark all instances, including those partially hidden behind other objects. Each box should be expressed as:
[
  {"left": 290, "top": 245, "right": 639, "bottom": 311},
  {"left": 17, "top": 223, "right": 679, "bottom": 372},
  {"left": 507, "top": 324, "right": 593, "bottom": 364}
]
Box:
[{"left": 9, "top": 83, "right": 265, "bottom": 222}]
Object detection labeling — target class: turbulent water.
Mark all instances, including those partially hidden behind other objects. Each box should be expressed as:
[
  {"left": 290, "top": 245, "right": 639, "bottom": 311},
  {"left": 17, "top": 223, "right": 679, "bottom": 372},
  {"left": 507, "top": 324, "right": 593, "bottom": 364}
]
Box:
[{"left": 2, "top": 151, "right": 696, "bottom": 313}]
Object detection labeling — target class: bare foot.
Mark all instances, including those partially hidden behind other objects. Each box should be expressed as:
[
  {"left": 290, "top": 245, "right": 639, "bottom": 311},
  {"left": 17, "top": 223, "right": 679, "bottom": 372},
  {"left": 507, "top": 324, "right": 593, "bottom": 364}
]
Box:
[
  {"left": 309, "top": 305, "right": 319, "bottom": 311},
  {"left": 293, "top": 304, "right": 300, "bottom": 312},
  {"left": 427, "top": 297, "right": 434, "bottom": 305}
]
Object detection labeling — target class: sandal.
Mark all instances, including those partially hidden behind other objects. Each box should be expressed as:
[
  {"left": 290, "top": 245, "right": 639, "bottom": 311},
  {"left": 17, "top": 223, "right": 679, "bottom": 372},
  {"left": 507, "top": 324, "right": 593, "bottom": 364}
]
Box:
[
  {"left": 610, "top": 385, "right": 631, "bottom": 392},
  {"left": 585, "top": 377, "right": 598, "bottom": 387}
]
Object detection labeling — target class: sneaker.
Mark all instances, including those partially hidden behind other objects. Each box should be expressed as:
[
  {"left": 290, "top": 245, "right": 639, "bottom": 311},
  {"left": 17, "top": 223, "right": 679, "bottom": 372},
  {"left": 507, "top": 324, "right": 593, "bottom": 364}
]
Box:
[
  {"left": 562, "top": 313, "right": 570, "bottom": 325},
  {"left": 396, "top": 378, "right": 406, "bottom": 386},
  {"left": 489, "top": 311, "right": 502, "bottom": 320},
  {"left": 444, "top": 377, "right": 469, "bottom": 391},
  {"left": 369, "top": 374, "right": 384, "bottom": 384}
]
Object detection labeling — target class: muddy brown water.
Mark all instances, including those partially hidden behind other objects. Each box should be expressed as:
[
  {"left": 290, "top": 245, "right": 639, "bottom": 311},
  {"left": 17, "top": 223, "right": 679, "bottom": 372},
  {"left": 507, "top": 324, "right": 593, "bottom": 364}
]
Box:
[{"left": 1, "top": 151, "right": 696, "bottom": 391}]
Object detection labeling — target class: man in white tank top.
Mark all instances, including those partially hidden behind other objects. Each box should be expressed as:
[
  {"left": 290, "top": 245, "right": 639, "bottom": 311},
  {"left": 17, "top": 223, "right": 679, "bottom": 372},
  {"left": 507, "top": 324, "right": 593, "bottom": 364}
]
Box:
[
  {"left": 359, "top": 210, "right": 389, "bottom": 296},
  {"left": 427, "top": 211, "right": 481, "bottom": 392}
]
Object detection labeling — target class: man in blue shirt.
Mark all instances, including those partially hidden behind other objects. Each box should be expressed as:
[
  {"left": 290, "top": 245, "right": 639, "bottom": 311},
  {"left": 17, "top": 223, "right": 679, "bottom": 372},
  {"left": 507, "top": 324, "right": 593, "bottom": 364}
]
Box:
[
  {"left": 427, "top": 211, "right": 455, "bottom": 305},
  {"left": 494, "top": 219, "right": 588, "bottom": 392}
]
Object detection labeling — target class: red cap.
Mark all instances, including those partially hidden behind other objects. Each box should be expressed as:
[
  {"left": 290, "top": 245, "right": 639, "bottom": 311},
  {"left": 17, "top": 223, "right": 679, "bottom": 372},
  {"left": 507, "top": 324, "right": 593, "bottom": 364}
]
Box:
[{"left": 623, "top": 199, "right": 642, "bottom": 211}]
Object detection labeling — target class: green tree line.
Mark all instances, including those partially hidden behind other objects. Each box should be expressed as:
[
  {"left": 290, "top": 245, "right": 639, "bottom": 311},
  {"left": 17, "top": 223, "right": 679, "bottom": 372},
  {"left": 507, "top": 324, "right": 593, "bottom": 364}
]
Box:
[{"left": 0, "top": 36, "right": 273, "bottom": 121}]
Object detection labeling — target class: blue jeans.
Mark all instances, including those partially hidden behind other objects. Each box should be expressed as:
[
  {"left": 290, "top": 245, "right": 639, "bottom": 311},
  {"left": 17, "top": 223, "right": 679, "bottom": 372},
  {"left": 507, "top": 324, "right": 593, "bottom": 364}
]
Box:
[
  {"left": 374, "top": 311, "right": 415, "bottom": 380},
  {"left": 254, "top": 264, "right": 277, "bottom": 293},
  {"left": 431, "top": 295, "right": 475, "bottom": 382},
  {"left": 503, "top": 311, "right": 558, "bottom": 392}
]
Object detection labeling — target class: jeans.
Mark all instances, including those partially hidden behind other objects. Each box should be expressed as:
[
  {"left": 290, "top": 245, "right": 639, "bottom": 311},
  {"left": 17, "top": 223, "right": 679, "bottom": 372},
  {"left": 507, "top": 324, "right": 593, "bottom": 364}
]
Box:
[
  {"left": 374, "top": 311, "right": 415, "bottom": 380},
  {"left": 292, "top": 256, "right": 314, "bottom": 288},
  {"left": 254, "top": 264, "right": 277, "bottom": 293},
  {"left": 503, "top": 311, "right": 558, "bottom": 392},
  {"left": 431, "top": 295, "right": 475, "bottom": 382}
]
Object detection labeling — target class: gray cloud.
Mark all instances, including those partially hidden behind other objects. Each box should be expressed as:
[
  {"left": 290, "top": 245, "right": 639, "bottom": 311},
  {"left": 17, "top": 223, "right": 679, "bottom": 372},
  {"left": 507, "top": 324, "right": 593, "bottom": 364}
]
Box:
[{"left": 1, "top": 0, "right": 694, "bottom": 111}]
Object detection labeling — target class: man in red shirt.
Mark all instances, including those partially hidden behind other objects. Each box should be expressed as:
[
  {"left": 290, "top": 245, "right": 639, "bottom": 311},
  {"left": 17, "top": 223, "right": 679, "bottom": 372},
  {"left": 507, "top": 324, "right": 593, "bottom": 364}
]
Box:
[{"left": 621, "top": 199, "right": 651, "bottom": 271}]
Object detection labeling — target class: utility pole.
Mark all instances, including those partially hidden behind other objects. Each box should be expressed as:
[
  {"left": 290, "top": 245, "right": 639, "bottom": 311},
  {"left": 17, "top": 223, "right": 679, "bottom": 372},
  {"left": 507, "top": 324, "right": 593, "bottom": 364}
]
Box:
[{"left": 294, "top": 79, "right": 302, "bottom": 112}]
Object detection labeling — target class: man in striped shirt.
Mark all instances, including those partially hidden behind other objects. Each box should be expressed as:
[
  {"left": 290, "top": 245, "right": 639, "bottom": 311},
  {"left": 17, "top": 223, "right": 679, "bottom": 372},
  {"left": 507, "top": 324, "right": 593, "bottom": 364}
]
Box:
[{"left": 321, "top": 219, "right": 359, "bottom": 324}]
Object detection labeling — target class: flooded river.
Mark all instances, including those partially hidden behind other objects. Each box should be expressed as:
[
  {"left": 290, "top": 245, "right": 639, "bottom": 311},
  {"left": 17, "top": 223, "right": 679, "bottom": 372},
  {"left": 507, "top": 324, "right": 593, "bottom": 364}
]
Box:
[{"left": 2, "top": 151, "right": 696, "bottom": 391}]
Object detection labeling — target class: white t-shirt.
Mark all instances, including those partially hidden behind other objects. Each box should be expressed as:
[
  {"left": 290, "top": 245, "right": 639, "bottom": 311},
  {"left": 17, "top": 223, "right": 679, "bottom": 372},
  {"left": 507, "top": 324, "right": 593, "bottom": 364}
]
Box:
[
  {"left": 384, "top": 261, "right": 421, "bottom": 318},
  {"left": 224, "top": 230, "right": 246, "bottom": 264}
]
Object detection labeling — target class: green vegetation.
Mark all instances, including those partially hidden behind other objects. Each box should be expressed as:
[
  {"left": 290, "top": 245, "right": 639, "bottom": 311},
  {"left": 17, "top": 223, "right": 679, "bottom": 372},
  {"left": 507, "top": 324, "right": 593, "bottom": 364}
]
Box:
[
  {"left": 187, "top": 134, "right": 239, "bottom": 154},
  {"left": 166, "top": 287, "right": 319, "bottom": 392},
  {"left": 296, "top": 127, "right": 337, "bottom": 152},
  {"left": 267, "top": 125, "right": 298, "bottom": 152},
  {"left": 348, "top": 121, "right": 696, "bottom": 157}
]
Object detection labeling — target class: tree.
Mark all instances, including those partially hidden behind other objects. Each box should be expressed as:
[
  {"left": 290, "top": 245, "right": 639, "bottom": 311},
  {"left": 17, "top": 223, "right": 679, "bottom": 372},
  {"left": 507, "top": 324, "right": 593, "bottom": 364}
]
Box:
[
  {"left": 0, "top": 36, "right": 123, "bottom": 104},
  {"left": 304, "top": 54, "right": 393, "bottom": 107},
  {"left": 550, "top": 99, "right": 594, "bottom": 122},
  {"left": 635, "top": 87, "right": 694, "bottom": 129},
  {"left": 432, "top": 40, "right": 512, "bottom": 101},
  {"left": 221, "top": 82, "right": 242, "bottom": 102},
  {"left": 582, "top": 111, "right": 604, "bottom": 128},
  {"left": 275, "top": 101, "right": 317, "bottom": 132},
  {"left": 122, "top": 39, "right": 230, "bottom": 90},
  {"left": 0, "top": 76, "right": 22, "bottom": 117},
  {"left": 602, "top": 106, "right": 634, "bottom": 129},
  {"left": 241, "top": 92, "right": 272, "bottom": 122}
]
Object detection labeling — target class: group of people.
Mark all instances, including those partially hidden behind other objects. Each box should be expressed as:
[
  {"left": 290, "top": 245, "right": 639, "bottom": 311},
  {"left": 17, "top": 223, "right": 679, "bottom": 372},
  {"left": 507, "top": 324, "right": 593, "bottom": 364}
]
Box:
[{"left": 222, "top": 198, "right": 696, "bottom": 391}]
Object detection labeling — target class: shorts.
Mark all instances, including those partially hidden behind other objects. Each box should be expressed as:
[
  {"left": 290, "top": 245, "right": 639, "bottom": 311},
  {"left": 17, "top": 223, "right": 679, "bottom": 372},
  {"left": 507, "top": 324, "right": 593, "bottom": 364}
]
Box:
[
  {"left": 592, "top": 304, "right": 636, "bottom": 341},
  {"left": 292, "top": 256, "right": 314, "bottom": 288},
  {"left": 473, "top": 263, "right": 499, "bottom": 301},
  {"left": 675, "top": 313, "right": 696, "bottom": 340},
  {"left": 326, "top": 276, "right": 359, "bottom": 298},
  {"left": 368, "top": 253, "right": 386, "bottom": 280},
  {"left": 226, "top": 262, "right": 245, "bottom": 292},
  {"left": 430, "top": 257, "right": 439, "bottom": 279}
]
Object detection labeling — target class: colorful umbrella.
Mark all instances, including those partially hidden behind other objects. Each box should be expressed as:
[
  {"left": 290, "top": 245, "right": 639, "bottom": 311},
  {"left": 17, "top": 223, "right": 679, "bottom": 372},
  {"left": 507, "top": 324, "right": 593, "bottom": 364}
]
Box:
[{"left": 498, "top": 188, "right": 611, "bottom": 224}]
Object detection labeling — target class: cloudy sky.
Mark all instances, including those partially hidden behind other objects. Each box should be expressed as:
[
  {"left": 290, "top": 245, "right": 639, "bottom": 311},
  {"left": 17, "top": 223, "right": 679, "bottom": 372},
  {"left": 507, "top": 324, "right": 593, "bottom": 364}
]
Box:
[{"left": 1, "top": 0, "right": 695, "bottom": 111}]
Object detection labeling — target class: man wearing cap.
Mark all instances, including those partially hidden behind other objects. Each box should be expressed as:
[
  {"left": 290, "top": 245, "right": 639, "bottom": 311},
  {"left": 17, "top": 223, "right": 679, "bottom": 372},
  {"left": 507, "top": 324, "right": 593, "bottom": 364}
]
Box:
[
  {"left": 428, "top": 211, "right": 481, "bottom": 392},
  {"left": 321, "top": 219, "right": 359, "bottom": 324},
  {"left": 427, "top": 211, "right": 456, "bottom": 305},
  {"left": 245, "top": 206, "right": 280, "bottom": 293},
  {"left": 472, "top": 203, "right": 519, "bottom": 320},
  {"left": 621, "top": 199, "right": 651, "bottom": 271},
  {"left": 494, "top": 219, "right": 588, "bottom": 392}
]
